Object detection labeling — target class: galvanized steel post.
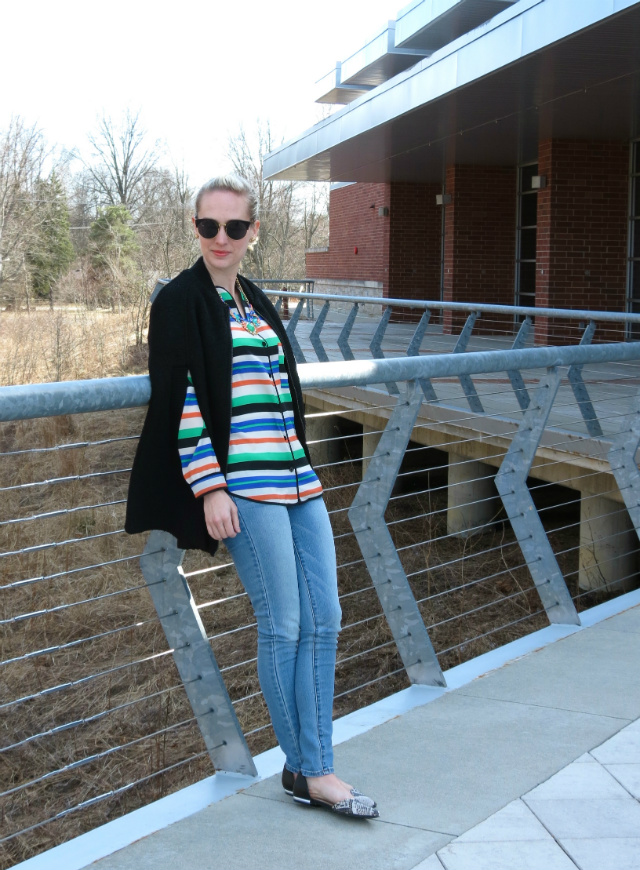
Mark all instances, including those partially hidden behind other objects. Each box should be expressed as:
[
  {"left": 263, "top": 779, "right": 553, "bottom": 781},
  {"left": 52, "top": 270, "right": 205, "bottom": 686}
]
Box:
[
  {"left": 349, "top": 382, "right": 446, "bottom": 687},
  {"left": 140, "top": 530, "right": 258, "bottom": 777},
  {"left": 494, "top": 368, "right": 580, "bottom": 625}
]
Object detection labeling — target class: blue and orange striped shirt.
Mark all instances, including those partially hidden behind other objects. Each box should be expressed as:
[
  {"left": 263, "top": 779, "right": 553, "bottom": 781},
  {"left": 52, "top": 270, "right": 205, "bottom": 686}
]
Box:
[{"left": 178, "top": 287, "right": 322, "bottom": 504}]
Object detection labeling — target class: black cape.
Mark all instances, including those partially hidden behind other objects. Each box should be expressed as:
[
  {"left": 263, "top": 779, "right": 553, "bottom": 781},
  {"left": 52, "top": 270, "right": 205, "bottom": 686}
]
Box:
[{"left": 125, "top": 257, "right": 311, "bottom": 554}]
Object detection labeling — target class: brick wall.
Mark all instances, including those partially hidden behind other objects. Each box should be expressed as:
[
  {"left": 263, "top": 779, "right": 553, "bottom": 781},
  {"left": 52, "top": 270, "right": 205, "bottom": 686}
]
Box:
[
  {"left": 536, "top": 139, "right": 629, "bottom": 344},
  {"left": 305, "top": 183, "right": 391, "bottom": 292},
  {"left": 305, "top": 181, "right": 442, "bottom": 321},
  {"left": 442, "top": 164, "right": 517, "bottom": 333},
  {"left": 388, "top": 183, "right": 442, "bottom": 320}
]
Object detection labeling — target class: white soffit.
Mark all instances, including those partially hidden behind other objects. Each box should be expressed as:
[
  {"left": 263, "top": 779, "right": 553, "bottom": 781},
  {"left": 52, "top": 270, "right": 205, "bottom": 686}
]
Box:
[
  {"left": 264, "top": 0, "right": 640, "bottom": 184},
  {"left": 395, "top": 0, "right": 519, "bottom": 51}
]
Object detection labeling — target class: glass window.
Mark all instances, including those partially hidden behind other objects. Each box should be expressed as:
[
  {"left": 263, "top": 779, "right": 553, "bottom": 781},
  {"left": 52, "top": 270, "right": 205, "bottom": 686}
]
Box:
[
  {"left": 520, "top": 228, "right": 537, "bottom": 261},
  {"left": 521, "top": 164, "right": 538, "bottom": 193},
  {"left": 520, "top": 261, "right": 536, "bottom": 295},
  {"left": 520, "top": 193, "right": 537, "bottom": 228},
  {"left": 516, "top": 163, "right": 538, "bottom": 311}
]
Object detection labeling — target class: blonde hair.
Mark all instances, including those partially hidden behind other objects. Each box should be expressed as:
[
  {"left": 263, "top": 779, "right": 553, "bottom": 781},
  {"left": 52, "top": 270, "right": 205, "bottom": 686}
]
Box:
[{"left": 195, "top": 173, "right": 259, "bottom": 223}]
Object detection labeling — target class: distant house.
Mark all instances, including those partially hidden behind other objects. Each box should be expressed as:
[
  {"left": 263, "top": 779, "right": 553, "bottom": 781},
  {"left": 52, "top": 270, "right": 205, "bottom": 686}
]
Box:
[{"left": 263, "top": 0, "right": 640, "bottom": 342}]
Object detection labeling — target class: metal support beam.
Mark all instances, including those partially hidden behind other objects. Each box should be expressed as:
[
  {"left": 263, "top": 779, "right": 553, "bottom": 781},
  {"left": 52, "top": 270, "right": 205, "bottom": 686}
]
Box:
[
  {"left": 140, "top": 531, "right": 258, "bottom": 777},
  {"left": 568, "top": 320, "right": 604, "bottom": 438},
  {"left": 370, "top": 306, "right": 392, "bottom": 359},
  {"left": 608, "top": 386, "right": 640, "bottom": 541},
  {"left": 285, "top": 298, "right": 307, "bottom": 363},
  {"left": 453, "top": 312, "right": 484, "bottom": 413},
  {"left": 508, "top": 316, "right": 532, "bottom": 410},
  {"left": 406, "top": 310, "right": 438, "bottom": 402},
  {"left": 349, "top": 382, "right": 446, "bottom": 687},
  {"left": 369, "top": 306, "right": 399, "bottom": 395},
  {"left": 310, "top": 300, "right": 331, "bottom": 362},
  {"left": 494, "top": 368, "right": 580, "bottom": 625},
  {"left": 338, "top": 302, "right": 359, "bottom": 361}
]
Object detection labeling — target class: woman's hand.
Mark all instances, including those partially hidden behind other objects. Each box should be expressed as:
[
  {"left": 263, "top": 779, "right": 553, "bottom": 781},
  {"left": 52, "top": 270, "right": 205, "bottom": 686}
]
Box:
[{"left": 203, "top": 489, "right": 241, "bottom": 540}]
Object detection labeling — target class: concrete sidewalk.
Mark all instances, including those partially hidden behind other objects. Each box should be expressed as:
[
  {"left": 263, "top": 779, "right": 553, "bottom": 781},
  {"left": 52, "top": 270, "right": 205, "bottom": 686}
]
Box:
[{"left": 67, "top": 599, "right": 639, "bottom": 870}]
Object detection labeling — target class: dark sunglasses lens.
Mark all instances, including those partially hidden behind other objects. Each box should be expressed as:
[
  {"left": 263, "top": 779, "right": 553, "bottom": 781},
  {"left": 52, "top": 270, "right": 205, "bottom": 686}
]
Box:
[
  {"left": 226, "top": 220, "right": 250, "bottom": 240},
  {"left": 197, "top": 219, "right": 219, "bottom": 238}
]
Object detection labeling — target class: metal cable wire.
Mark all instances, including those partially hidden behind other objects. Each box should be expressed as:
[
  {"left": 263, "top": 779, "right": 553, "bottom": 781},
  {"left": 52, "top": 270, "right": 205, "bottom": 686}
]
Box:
[
  {"left": 0, "top": 648, "right": 176, "bottom": 712},
  {"left": 426, "top": 585, "right": 540, "bottom": 633},
  {"left": 1, "top": 613, "right": 167, "bottom": 669},
  {"left": 0, "top": 498, "right": 126, "bottom": 528},
  {"left": 415, "top": 559, "right": 532, "bottom": 604},
  {"left": 1, "top": 682, "right": 186, "bottom": 754},
  {"left": 334, "top": 666, "right": 406, "bottom": 701},
  {"left": 0, "top": 550, "right": 152, "bottom": 592},
  {"left": 0, "top": 434, "right": 138, "bottom": 459},
  {"left": 337, "top": 639, "right": 397, "bottom": 666},
  {"left": 0, "top": 527, "right": 124, "bottom": 559},
  {"left": 0, "top": 466, "right": 131, "bottom": 494},
  {"left": 0, "top": 580, "right": 153, "bottom": 626},
  {"left": 407, "top": 535, "right": 533, "bottom": 577},
  {"left": 437, "top": 608, "right": 548, "bottom": 658},
  {"left": 1, "top": 715, "right": 200, "bottom": 800},
  {"left": 0, "top": 750, "right": 211, "bottom": 846}
]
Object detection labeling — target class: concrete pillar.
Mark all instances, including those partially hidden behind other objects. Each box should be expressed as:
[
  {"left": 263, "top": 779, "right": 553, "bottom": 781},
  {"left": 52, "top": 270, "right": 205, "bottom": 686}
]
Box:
[
  {"left": 362, "top": 423, "right": 383, "bottom": 474},
  {"left": 305, "top": 413, "right": 343, "bottom": 467},
  {"left": 447, "top": 452, "right": 499, "bottom": 537},
  {"left": 579, "top": 495, "right": 639, "bottom": 592}
]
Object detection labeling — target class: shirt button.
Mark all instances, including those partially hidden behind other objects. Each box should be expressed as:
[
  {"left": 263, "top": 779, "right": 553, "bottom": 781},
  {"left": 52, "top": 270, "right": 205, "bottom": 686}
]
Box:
[{"left": 289, "top": 467, "right": 294, "bottom": 472}]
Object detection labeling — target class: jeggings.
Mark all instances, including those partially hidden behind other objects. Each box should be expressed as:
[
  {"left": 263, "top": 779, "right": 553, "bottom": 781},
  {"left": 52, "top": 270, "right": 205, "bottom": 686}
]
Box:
[{"left": 223, "top": 495, "right": 342, "bottom": 778}]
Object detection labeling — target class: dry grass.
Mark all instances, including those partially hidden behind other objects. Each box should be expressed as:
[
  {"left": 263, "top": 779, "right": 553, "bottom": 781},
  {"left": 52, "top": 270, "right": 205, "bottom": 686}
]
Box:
[
  {"left": 0, "top": 307, "right": 146, "bottom": 386},
  {"left": 0, "top": 308, "right": 618, "bottom": 868}
]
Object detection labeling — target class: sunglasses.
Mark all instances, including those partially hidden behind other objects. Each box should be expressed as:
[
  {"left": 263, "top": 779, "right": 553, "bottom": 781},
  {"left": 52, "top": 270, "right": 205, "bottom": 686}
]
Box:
[{"left": 195, "top": 217, "right": 252, "bottom": 240}]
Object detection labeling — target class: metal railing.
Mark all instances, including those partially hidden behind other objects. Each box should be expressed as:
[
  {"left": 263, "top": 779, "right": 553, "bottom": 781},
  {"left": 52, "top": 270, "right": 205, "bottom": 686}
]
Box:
[
  {"left": 259, "top": 287, "right": 640, "bottom": 363},
  {"left": 3, "top": 328, "right": 640, "bottom": 866}
]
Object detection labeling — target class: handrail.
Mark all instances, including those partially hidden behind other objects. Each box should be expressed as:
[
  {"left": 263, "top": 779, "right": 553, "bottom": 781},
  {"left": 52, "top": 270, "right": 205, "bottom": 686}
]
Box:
[
  {"left": 5, "top": 339, "right": 640, "bottom": 860},
  {"left": 154, "top": 277, "right": 640, "bottom": 325},
  {"left": 3, "top": 342, "right": 640, "bottom": 422},
  {"left": 259, "top": 288, "right": 640, "bottom": 325}
]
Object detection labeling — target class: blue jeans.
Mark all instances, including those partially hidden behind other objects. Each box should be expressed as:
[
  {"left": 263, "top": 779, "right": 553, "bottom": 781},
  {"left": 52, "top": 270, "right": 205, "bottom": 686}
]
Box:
[{"left": 223, "top": 495, "right": 342, "bottom": 777}]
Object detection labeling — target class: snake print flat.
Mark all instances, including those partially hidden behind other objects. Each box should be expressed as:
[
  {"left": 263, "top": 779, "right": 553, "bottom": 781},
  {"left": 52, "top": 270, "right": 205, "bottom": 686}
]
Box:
[{"left": 292, "top": 773, "right": 379, "bottom": 818}]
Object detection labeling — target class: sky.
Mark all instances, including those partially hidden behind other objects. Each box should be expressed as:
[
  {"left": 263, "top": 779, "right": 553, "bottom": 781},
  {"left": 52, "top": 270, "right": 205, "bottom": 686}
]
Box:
[{"left": 1, "top": 0, "right": 401, "bottom": 184}]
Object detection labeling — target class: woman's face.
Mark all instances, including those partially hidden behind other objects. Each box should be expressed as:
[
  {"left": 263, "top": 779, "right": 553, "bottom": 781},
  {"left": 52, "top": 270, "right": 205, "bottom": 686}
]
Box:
[{"left": 193, "top": 190, "right": 259, "bottom": 285}]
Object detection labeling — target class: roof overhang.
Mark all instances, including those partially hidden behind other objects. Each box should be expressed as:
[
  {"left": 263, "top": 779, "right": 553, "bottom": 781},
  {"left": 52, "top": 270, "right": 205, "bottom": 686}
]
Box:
[{"left": 264, "top": 0, "right": 640, "bottom": 184}]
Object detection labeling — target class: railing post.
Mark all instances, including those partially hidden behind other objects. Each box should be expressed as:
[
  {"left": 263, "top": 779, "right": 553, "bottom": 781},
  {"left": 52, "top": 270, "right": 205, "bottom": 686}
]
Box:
[
  {"left": 140, "top": 530, "right": 258, "bottom": 777},
  {"left": 608, "top": 386, "right": 640, "bottom": 545},
  {"left": 508, "top": 316, "right": 532, "bottom": 410},
  {"left": 407, "top": 310, "right": 438, "bottom": 401},
  {"left": 453, "top": 312, "right": 484, "bottom": 413},
  {"left": 494, "top": 367, "right": 580, "bottom": 625},
  {"left": 338, "top": 302, "right": 359, "bottom": 360},
  {"left": 349, "top": 381, "right": 446, "bottom": 687},
  {"left": 370, "top": 306, "right": 399, "bottom": 395},
  {"left": 567, "top": 320, "right": 604, "bottom": 438},
  {"left": 285, "top": 298, "right": 307, "bottom": 363},
  {"left": 310, "top": 300, "right": 331, "bottom": 362}
]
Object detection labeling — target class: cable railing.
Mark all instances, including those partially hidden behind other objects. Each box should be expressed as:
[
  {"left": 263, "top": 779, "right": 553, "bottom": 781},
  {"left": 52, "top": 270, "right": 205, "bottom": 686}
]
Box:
[
  {"left": 3, "top": 325, "right": 640, "bottom": 867},
  {"left": 257, "top": 286, "right": 640, "bottom": 358}
]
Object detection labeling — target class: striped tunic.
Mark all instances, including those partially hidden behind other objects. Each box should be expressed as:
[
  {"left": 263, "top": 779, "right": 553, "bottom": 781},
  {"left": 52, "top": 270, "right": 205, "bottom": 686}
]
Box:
[{"left": 178, "top": 287, "right": 322, "bottom": 504}]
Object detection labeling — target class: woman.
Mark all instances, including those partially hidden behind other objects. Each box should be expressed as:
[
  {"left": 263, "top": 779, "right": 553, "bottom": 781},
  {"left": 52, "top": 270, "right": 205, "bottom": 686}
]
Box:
[{"left": 126, "top": 174, "right": 378, "bottom": 819}]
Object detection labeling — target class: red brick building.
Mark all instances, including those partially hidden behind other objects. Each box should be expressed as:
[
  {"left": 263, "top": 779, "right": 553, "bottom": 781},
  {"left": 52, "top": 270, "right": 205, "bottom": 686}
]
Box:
[{"left": 264, "top": 0, "right": 640, "bottom": 343}]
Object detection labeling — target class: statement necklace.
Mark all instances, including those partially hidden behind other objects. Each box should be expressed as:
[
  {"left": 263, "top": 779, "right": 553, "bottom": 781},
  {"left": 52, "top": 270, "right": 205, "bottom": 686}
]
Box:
[{"left": 221, "top": 279, "right": 261, "bottom": 335}]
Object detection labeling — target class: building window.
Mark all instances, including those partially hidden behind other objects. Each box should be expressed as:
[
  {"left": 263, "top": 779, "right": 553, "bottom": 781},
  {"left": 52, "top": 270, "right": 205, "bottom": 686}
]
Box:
[
  {"left": 629, "top": 141, "right": 640, "bottom": 338},
  {"left": 516, "top": 163, "right": 538, "bottom": 311}
]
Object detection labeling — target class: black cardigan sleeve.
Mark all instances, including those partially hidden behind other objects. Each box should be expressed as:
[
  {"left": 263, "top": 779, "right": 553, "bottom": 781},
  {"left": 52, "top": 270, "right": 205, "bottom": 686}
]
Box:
[{"left": 125, "top": 274, "right": 215, "bottom": 554}]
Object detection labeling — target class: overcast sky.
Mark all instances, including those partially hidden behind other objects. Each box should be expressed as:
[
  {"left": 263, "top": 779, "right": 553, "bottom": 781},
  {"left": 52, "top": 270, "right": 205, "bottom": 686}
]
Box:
[{"left": 2, "top": 0, "right": 400, "bottom": 184}]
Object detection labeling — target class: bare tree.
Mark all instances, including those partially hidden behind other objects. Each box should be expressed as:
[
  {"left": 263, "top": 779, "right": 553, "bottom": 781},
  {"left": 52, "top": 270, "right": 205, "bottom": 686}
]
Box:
[
  {"left": 227, "top": 122, "right": 329, "bottom": 280},
  {"left": 83, "top": 110, "right": 160, "bottom": 220},
  {"left": 0, "top": 118, "right": 47, "bottom": 301},
  {"left": 134, "top": 164, "right": 198, "bottom": 278}
]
